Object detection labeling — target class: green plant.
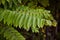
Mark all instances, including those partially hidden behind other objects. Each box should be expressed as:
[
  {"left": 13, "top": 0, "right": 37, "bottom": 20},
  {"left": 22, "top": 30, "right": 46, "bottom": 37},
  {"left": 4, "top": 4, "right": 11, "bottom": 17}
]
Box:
[{"left": 0, "top": 0, "right": 57, "bottom": 40}]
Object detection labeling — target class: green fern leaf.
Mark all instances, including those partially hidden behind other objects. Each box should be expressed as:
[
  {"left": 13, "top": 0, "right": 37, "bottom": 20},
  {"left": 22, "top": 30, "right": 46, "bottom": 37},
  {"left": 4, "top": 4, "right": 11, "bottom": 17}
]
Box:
[
  {"left": 31, "top": 13, "right": 38, "bottom": 32},
  {"left": 0, "top": 25, "right": 25, "bottom": 40},
  {"left": 46, "top": 11, "right": 54, "bottom": 20},
  {"left": 6, "top": 11, "right": 13, "bottom": 25},
  {"left": 27, "top": 13, "right": 32, "bottom": 31},
  {"left": 19, "top": 12, "right": 26, "bottom": 28},
  {"left": 0, "top": 8, "right": 57, "bottom": 33},
  {"left": 13, "top": 12, "right": 19, "bottom": 27},
  {"left": 2, "top": 10, "right": 10, "bottom": 24},
  {"left": 52, "top": 20, "right": 57, "bottom": 27},
  {"left": 23, "top": 12, "right": 29, "bottom": 31},
  {"left": 15, "top": 11, "right": 22, "bottom": 27},
  {"left": 40, "top": 19, "right": 45, "bottom": 28},
  {"left": 45, "top": 20, "right": 52, "bottom": 26}
]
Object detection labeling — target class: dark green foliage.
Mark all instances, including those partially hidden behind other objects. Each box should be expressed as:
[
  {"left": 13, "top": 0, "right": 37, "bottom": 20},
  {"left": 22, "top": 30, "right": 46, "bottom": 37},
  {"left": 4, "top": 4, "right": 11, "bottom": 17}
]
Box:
[
  {"left": 0, "top": 0, "right": 57, "bottom": 40},
  {"left": 0, "top": 24, "right": 25, "bottom": 40},
  {"left": 0, "top": 0, "right": 49, "bottom": 9}
]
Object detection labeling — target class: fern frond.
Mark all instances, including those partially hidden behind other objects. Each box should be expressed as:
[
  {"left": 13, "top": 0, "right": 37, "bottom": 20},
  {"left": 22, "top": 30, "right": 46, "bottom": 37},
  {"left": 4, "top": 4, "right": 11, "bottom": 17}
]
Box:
[
  {"left": 0, "top": 0, "right": 49, "bottom": 8},
  {"left": 0, "top": 8, "right": 57, "bottom": 32},
  {"left": 0, "top": 25, "right": 25, "bottom": 40}
]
